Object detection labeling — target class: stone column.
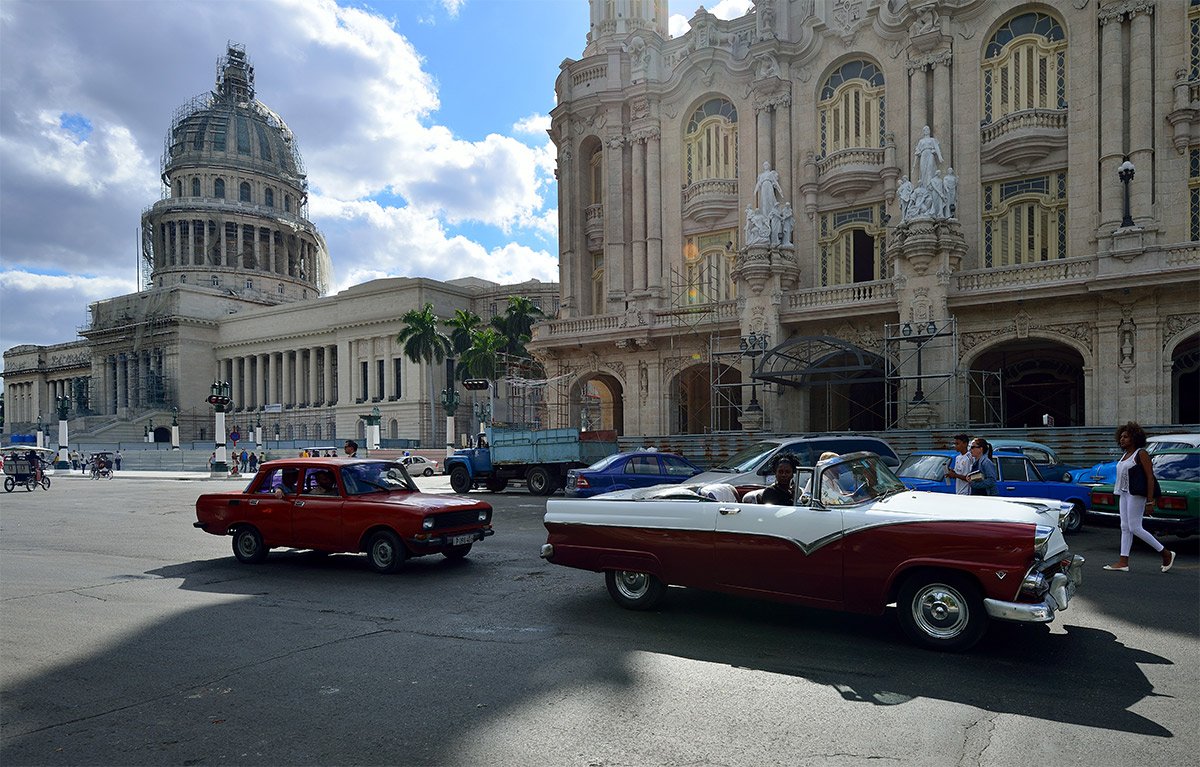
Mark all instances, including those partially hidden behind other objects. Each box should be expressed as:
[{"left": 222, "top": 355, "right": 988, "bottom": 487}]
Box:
[
  {"left": 336, "top": 340, "right": 352, "bottom": 408},
  {"left": 231, "top": 356, "right": 242, "bottom": 411},
  {"left": 1098, "top": 11, "right": 1124, "bottom": 230},
  {"left": 932, "top": 57, "right": 952, "bottom": 167},
  {"left": 646, "top": 130, "right": 663, "bottom": 294},
  {"left": 269, "top": 352, "right": 280, "bottom": 406},
  {"left": 308, "top": 347, "right": 319, "bottom": 406},
  {"left": 773, "top": 97, "right": 792, "bottom": 204},
  {"left": 202, "top": 220, "right": 210, "bottom": 266},
  {"left": 1128, "top": 7, "right": 1154, "bottom": 225},
  {"left": 603, "top": 133, "right": 626, "bottom": 308},
  {"left": 324, "top": 344, "right": 335, "bottom": 405},
  {"left": 258, "top": 353, "right": 269, "bottom": 408},
  {"left": 117, "top": 356, "right": 128, "bottom": 411},
  {"left": 558, "top": 144, "right": 576, "bottom": 316},
  {"left": 910, "top": 63, "right": 928, "bottom": 164},
  {"left": 631, "top": 135, "right": 647, "bottom": 293}
]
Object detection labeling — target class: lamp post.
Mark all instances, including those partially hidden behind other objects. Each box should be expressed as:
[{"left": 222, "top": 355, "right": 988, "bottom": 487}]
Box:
[
  {"left": 145, "top": 418, "right": 154, "bottom": 444},
  {"left": 170, "top": 407, "right": 180, "bottom": 450},
  {"left": 900, "top": 320, "right": 940, "bottom": 402},
  {"left": 254, "top": 412, "right": 263, "bottom": 448},
  {"left": 206, "top": 381, "right": 232, "bottom": 475},
  {"left": 54, "top": 396, "right": 71, "bottom": 469},
  {"left": 1118, "top": 158, "right": 1136, "bottom": 228},
  {"left": 36, "top": 414, "right": 44, "bottom": 449},
  {"left": 739, "top": 332, "right": 770, "bottom": 428}
]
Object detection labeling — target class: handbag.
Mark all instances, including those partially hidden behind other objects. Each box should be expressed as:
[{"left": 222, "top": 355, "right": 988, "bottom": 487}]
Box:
[{"left": 1127, "top": 450, "right": 1161, "bottom": 499}]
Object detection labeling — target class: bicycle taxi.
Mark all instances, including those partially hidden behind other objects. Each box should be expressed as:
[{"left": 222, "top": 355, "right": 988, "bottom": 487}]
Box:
[
  {"left": 2, "top": 446, "right": 55, "bottom": 492},
  {"left": 88, "top": 452, "right": 115, "bottom": 480}
]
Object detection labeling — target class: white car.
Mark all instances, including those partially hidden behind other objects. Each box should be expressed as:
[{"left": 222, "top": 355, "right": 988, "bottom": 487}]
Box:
[{"left": 401, "top": 455, "right": 439, "bottom": 476}]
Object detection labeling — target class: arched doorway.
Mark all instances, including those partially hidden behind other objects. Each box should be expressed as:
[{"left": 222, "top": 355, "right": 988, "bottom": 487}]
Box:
[
  {"left": 755, "top": 336, "right": 888, "bottom": 432},
  {"left": 971, "top": 339, "right": 1085, "bottom": 427},
  {"left": 1171, "top": 333, "right": 1199, "bottom": 424},
  {"left": 670, "top": 363, "right": 743, "bottom": 434},
  {"left": 152, "top": 426, "right": 171, "bottom": 443},
  {"left": 570, "top": 374, "right": 624, "bottom": 435}
]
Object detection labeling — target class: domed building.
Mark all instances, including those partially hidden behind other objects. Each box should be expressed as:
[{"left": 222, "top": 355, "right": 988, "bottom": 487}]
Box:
[{"left": 143, "top": 44, "right": 330, "bottom": 300}]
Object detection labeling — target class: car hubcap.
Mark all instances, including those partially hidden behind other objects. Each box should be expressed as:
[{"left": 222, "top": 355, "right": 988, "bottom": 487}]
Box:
[
  {"left": 374, "top": 541, "right": 393, "bottom": 567},
  {"left": 913, "top": 585, "right": 967, "bottom": 639},
  {"left": 614, "top": 571, "right": 649, "bottom": 599},
  {"left": 238, "top": 535, "right": 257, "bottom": 557}
]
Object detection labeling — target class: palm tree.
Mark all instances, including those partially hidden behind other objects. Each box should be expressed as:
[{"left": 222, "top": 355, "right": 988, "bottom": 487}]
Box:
[
  {"left": 444, "top": 309, "right": 483, "bottom": 357},
  {"left": 459, "top": 327, "right": 506, "bottom": 380},
  {"left": 489, "top": 296, "right": 547, "bottom": 357},
  {"left": 396, "top": 303, "right": 452, "bottom": 445}
]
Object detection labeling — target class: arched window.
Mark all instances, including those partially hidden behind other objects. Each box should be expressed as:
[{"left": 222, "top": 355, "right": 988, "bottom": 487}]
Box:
[
  {"left": 211, "top": 275, "right": 220, "bottom": 287},
  {"left": 214, "top": 178, "right": 225, "bottom": 198},
  {"left": 982, "top": 12, "right": 1066, "bottom": 125},
  {"left": 264, "top": 188, "right": 274, "bottom": 208},
  {"left": 683, "top": 230, "right": 737, "bottom": 303},
  {"left": 239, "top": 182, "right": 251, "bottom": 203},
  {"left": 818, "top": 205, "right": 888, "bottom": 286},
  {"left": 1191, "top": 147, "right": 1200, "bottom": 242},
  {"left": 284, "top": 194, "right": 292, "bottom": 212},
  {"left": 191, "top": 177, "right": 201, "bottom": 197},
  {"left": 818, "top": 60, "right": 885, "bottom": 155},
  {"left": 174, "top": 179, "right": 182, "bottom": 197},
  {"left": 589, "top": 150, "right": 603, "bottom": 205},
  {"left": 684, "top": 98, "right": 738, "bottom": 185},
  {"left": 981, "top": 173, "right": 1068, "bottom": 267}
]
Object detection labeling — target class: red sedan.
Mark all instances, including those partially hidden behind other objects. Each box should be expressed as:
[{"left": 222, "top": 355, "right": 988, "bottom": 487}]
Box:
[{"left": 195, "top": 458, "right": 493, "bottom": 573}]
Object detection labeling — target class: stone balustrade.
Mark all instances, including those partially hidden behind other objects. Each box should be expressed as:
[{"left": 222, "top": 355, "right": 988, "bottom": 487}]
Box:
[
  {"left": 980, "top": 108, "right": 1068, "bottom": 143},
  {"left": 785, "top": 280, "right": 895, "bottom": 311},
  {"left": 570, "top": 63, "right": 607, "bottom": 88},
  {"left": 539, "top": 314, "right": 622, "bottom": 337},
  {"left": 816, "top": 147, "right": 884, "bottom": 176},
  {"left": 954, "top": 255, "right": 1094, "bottom": 293}
]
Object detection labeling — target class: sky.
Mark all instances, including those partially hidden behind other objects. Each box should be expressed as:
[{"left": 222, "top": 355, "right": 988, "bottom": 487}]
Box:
[{"left": 0, "top": 0, "right": 753, "bottom": 357}]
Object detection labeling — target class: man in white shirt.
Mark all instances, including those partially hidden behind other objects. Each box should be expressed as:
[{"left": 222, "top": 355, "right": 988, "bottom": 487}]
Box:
[{"left": 944, "top": 433, "right": 973, "bottom": 495}]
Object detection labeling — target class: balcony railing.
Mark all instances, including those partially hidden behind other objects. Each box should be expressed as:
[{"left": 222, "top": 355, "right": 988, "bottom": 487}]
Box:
[
  {"left": 816, "top": 147, "right": 884, "bottom": 176},
  {"left": 953, "top": 255, "right": 1094, "bottom": 293},
  {"left": 785, "top": 280, "right": 895, "bottom": 310},
  {"left": 980, "top": 108, "right": 1068, "bottom": 166}
]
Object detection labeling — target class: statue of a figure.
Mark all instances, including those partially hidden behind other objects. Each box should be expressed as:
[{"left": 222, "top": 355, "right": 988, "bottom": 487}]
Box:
[
  {"left": 745, "top": 205, "right": 770, "bottom": 245},
  {"left": 910, "top": 184, "right": 932, "bottom": 218},
  {"left": 897, "top": 175, "right": 914, "bottom": 221},
  {"left": 943, "top": 167, "right": 958, "bottom": 217},
  {"left": 913, "top": 125, "right": 943, "bottom": 188},
  {"left": 779, "top": 202, "right": 795, "bottom": 246},
  {"left": 754, "top": 161, "right": 784, "bottom": 218},
  {"left": 929, "top": 170, "right": 947, "bottom": 219}
]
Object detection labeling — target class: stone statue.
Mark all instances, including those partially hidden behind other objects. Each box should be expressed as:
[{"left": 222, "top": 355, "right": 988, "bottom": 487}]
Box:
[
  {"left": 779, "top": 202, "right": 794, "bottom": 246},
  {"left": 913, "top": 125, "right": 943, "bottom": 188},
  {"left": 897, "top": 175, "right": 914, "bottom": 220},
  {"left": 745, "top": 205, "right": 769, "bottom": 245},
  {"left": 943, "top": 167, "right": 958, "bottom": 217},
  {"left": 754, "top": 161, "right": 784, "bottom": 218},
  {"left": 929, "top": 170, "right": 947, "bottom": 218}
]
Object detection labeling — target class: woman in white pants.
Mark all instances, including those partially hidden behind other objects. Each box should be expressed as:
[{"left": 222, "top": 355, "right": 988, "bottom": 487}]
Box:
[{"left": 1104, "top": 422, "right": 1175, "bottom": 573}]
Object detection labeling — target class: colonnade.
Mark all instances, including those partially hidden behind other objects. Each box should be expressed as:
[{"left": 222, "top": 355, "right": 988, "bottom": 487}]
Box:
[
  {"left": 101, "top": 350, "right": 165, "bottom": 413},
  {"left": 0, "top": 379, "right": 82, "bottom": 423},
  {"left": 154, "top": 216, "right": 319, "bottom": 282},
  {"left": 218, "top": 344, "right": 337, "bottom": 412}
]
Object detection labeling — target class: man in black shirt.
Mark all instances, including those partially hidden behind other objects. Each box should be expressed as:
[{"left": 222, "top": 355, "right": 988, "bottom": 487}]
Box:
[{"left": 761, "top": 453, "right": 799, "bottom": 505}]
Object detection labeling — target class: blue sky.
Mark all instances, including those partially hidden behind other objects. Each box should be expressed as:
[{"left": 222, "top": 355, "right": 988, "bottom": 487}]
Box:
[{"left": 0, "top": 0, "right": 751, "bottom": 356}]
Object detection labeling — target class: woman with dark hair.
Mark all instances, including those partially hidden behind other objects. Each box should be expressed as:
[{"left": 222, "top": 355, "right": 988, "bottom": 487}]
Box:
[
  {"left": 1104, "top": 421, "right": 1175, "bottom": 573},
  {"left": 967, "top": 438, "right": 998, "bottom": 496},
  {"left": 762, "top": 452, "right": 799, "bottom": 505}
]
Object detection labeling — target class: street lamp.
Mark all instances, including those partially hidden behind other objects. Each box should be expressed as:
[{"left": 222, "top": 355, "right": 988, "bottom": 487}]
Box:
[
  {"left": 206, "top": 380, "right": 232, "bottom": 474},
  {"left": 900, "top": 321, "right": 939, "bottom": 402},
  {"left": 1118, "top": 158, "right": 1136, "bottom": 228},
  {"left": 54, "top": 396, "right": 71, "bottom": 468},
  {"left": 739, "top": 332, "right": 770, "bottom": 417}
]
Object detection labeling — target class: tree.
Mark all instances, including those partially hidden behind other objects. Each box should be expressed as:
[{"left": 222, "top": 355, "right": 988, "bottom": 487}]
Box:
[
  {"left": 444, "top": 309, "right": 483, "bottom": 356},
  {"left": 459, "top": 327, "right": 506, "bottom": 381},
  {"left": 489, "top": 295, "right": 546, "bottom": 357},
  {"left": 396, "top": 303, "right": 452, "bottom": 445}
]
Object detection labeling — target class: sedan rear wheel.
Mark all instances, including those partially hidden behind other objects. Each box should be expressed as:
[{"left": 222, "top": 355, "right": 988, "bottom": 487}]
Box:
[
  {"left": 1063, "top": 502, "right": 1084, "bottom": 533},
  {"left": 423, "top": 467, "right": 434, "bottom": 477},
  {"left": 232, "top": 526, "right": 269, "bottom": 564},
  {"left": 897, "top": 572, "right": 985, "bottom": 652},
  {"left": 367, "top": 530, "right": 405, "bottom": 574},
  {"left": 605, "top": 570, "right": 666, "bottom": 611}
]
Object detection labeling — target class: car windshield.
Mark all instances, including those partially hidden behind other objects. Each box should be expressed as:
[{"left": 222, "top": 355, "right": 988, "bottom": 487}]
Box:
[
  {"left": 710, "top": 441, "right": 780, "bottom": 472},
  {"left": 1151, "top": 453, "right": 1200, "bottom": 482},
  {"left": 817, "top": 455, "right": 907, "bottom": 506},
  {"left": 585, "top": 453, "right": 623, "bottom": 471},
  {"left": 896, "top": 453, "right": 950, "bottom": 481},
  {"left": 1148, "top": 441, "right": 1196, "bottom": 453},
  {"left": 341, "top": 461, "right": 417, "bottom": 494}
]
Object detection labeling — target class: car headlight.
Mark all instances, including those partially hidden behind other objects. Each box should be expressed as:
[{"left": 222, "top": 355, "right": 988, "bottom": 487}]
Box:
[
  {"left": 1033, "top": 524, "right": 1055, "bottom": 559},
  {"left": 478, "top": 510, "right": 488, "bottom": 522},
  {"left": 422, "top": 517, "right": 434, "bottom": 530}
]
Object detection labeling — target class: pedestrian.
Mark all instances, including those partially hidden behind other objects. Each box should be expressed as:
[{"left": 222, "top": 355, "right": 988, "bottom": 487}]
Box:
[
  {"left": 115, "top": 449, "right": 122, "bottom": 471},
  {"left": 943, "top": 433, "right": 973, "bottom": 494},
  {"left": 1104, "top": 421, "right": 1175, "bottom": 573},
  {"left": 208, "top": 452, "right": 215, "bottom": 470},
  {"left": 240, "top": 448, "right": 249, "bottom": 467},
  {"left": 967, "top": 438, "right": 997, "bottom": 496},
  {"left": 248, "top": 452, "right": 258, "bottom": 472},
  {"left": 343, "top": 440, "right": 358, "bottom": 458}
]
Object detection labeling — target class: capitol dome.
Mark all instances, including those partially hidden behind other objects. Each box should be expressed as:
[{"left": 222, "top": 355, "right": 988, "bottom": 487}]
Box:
[{"left": 141, "top": 44, "right": 330, "bottom": 299}]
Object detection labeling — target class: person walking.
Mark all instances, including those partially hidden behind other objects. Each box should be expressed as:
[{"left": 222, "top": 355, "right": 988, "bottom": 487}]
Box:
[
  {"left": 967, "top": 438, "right": 997, "bottom": 496},
  {"left": 1104, "top": 421, "right": 1175, "bottom": 573},
  {"left": 114, "top": 449, "right": 122, "bottom": 471},
  {"left": 943, "top": 433, "right": 973, "bottom": 494},
  {"left": 343, "top": 440, "right": 358, "bottom": 458}
]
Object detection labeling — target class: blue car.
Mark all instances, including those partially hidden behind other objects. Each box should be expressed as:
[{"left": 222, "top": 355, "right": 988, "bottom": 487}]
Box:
[
  {"left": 564, "top": 450, "right": 703, "bottom": 498},
  {"left": 987, "top": 439, "right": 1080, "bottom": 483},
  {"left": 896, "top": 450, "right": 1089, "bottom": 533},
  {"left": 1068, "top": 433, "right": 1200, "bottom": 486}
]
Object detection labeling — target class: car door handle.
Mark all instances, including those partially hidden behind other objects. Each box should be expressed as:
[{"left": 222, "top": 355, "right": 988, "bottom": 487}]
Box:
[
  {"left": 1005, "top": 486, "right": 1016, "bottom": 491},
  {"left": 249, "top": 499, "right": 259, "bottom": 505},
  {"left": 294, "top": 500, "right": 305, "bottom": 507},
  {"left": 719, "top": 507, "right": 740, "bottom": 515}
]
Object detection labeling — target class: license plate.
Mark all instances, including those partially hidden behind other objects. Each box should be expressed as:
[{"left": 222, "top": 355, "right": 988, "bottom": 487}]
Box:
[{"left": 449, "top": 533, "right": 475, "bottom": 546}]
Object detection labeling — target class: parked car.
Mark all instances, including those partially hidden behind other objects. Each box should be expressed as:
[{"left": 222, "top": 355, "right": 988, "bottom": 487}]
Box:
[
  {"left": 896, "top": 450, "right": 1089, "bottom": 532},
  {"left": 194, "top": 458, "right": 494, "bottom": 572},
  {"left": 401, "top": 454, "right": 440, "bottom": 476},
  {"left": 564, "top": 450, "right": 702, "bottom": 498},
  {"left": 542, "top": 451, "right": 1083, "bottom": 652},
  {"left": 1067, "top": 433, "right": 1200, "bottom": 486},
  {"left": 1088, "top": 449, "right": 1200, "bottom": 538},
  {"left": 987, "top": 439, "right": 1079, "bottom": 482},
  {"left": 690, "top": 435, "right": 900, "bottom": 486}
]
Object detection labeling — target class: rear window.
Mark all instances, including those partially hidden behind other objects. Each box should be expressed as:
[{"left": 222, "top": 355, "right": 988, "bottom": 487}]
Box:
[
  {"left": 585, "top": 453, "right": 623, "bottom": 471},
  {"left": 896, "top": 454, "right": 950, "bottom": 481},
  {"left": 1148, "top": 441, "right": 1195, "bottom": 453},
  {"left": 1152, "top": 453, "right": 1200, "bottom": 482}
]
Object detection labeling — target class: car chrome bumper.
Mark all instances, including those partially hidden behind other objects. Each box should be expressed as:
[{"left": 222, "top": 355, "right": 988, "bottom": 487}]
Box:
[
  {"left": 407, "top": 528, "right": 494, "bottom": 548},
  {"left": 985, "top": 554, "right": 1084, "bottom": 624}
]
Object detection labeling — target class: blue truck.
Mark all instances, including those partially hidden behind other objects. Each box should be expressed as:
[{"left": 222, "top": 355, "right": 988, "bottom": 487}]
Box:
[{"left": 445, "top": 427, "right": 619, "bottom": 495}]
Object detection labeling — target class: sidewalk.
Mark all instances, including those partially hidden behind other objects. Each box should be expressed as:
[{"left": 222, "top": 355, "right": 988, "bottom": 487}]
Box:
[{"left": 49, "top": 468, "right": 248, "bottom": 482}]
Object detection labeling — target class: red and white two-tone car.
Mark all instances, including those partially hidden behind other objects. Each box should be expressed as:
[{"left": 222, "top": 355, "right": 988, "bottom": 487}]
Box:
[
  {"left": 195, "top": 457, "right": 493, "bottom": 573},
  {"left": 541, "top": 452, "right": 1083, "bottom": 651}
]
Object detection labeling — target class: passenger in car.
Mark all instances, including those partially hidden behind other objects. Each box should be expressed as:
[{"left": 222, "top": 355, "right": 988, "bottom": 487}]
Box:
[
  {"left": 762, "top": 453, "right": 799, "bottom": 505},
  {"left": 273, "top": 468, "right": 299, "bottom": 497},
  {"left": 306, "top": 470, "right": 338, "bottom": 496}
]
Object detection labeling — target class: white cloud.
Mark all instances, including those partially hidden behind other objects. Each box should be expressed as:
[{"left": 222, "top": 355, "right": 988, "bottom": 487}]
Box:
[
  {"left": 513, "top": 113, "right": 551, "bottom": 135},
  {"left": 668, "top": 0, "right": 753, "bottom": 36},
  {"left": 440, "top": 0, "right": 466, "bottom": 18},
  {"left": 0, "top": 271, "right": 136, "bottom": 351}
]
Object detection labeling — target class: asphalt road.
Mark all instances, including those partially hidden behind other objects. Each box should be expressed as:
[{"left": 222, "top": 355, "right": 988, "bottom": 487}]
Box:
[{"left": 1, "top": 474, "right": 1197, "bottom": 766}]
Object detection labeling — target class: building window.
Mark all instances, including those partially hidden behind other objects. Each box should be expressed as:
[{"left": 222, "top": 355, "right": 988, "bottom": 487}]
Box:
[
  {"left": 174, "top": 179, "right": 182, "bottom": 197},
  {"left": 818, "top": 60, "right": 885, "bottom": 156},
  {"left": 180, "top": 274, "right": 187, "bottom": 283},
  {"left": 981, "top": 173, "right": 1067, "bottom": 267},
  {"left": 211, "top": 275, "right": 219, "bottom": 287},
  {"left": 239, "top": 182, "right": 251, "bottom": 203},
  {"left": 264, "top": 188, "right": 274, "bottom": 208},
  {"left": 278, "top": 282, "right": 285, "bottom": 295},
  {"left": 255, "top": 123, "right": 272, "bottom": 161},
  {"left": 236, "top": 115, "right": 251, "bottom": 154},
  {"left": 211, "top": 119, "right": 227, "bottom": 151},
  {"left": 191, "top": 177, "right": 201, "bottom": 197},
  {"left": 214, "top": 178, "right": 225, "bottom": 198},
  {"left": 683, "top": 230, "right": 737, "bottom": 303},
  {"left": 1190, "top": 147, "right": 1200, "bottom": 242},
  {"left": 589, "top": 149, "right": 603, "bottom": 204},
  {"left": 360, "top": 361, "right": 369, "bottom": 402},
  {"left": 1191, "top": 1, "right": 1200, "bottom": 81},
  {"left": 684, "top": 98, "right": 738, "bottom": 185},
  {"left": 982, "top": 12, "right": 1067, "bottom": 125},
  {"left": 284, "top": 194, "right": 292, "bottom": 212},
  {"left": 818, "top": 205, "right": 887, "bottom": 286},
  {"left": 245, "top": 279, "right": 253, "bottom": 290},
  {"left": 393, "top": 358, "right": 403, "bottom": 398}
]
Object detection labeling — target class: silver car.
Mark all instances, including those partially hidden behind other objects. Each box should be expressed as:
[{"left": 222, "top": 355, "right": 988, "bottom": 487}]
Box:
[{"left": 690, "top": 435, "right": 900, "bottom": 486}]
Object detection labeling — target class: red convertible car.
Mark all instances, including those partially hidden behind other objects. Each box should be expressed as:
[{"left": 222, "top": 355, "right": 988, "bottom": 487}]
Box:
[
  {"left": 195, "top": 458, "right": 493, "bottom": 573},
  {"left": 542, "top": 452, "right": 1084, "bottom": 651}
]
